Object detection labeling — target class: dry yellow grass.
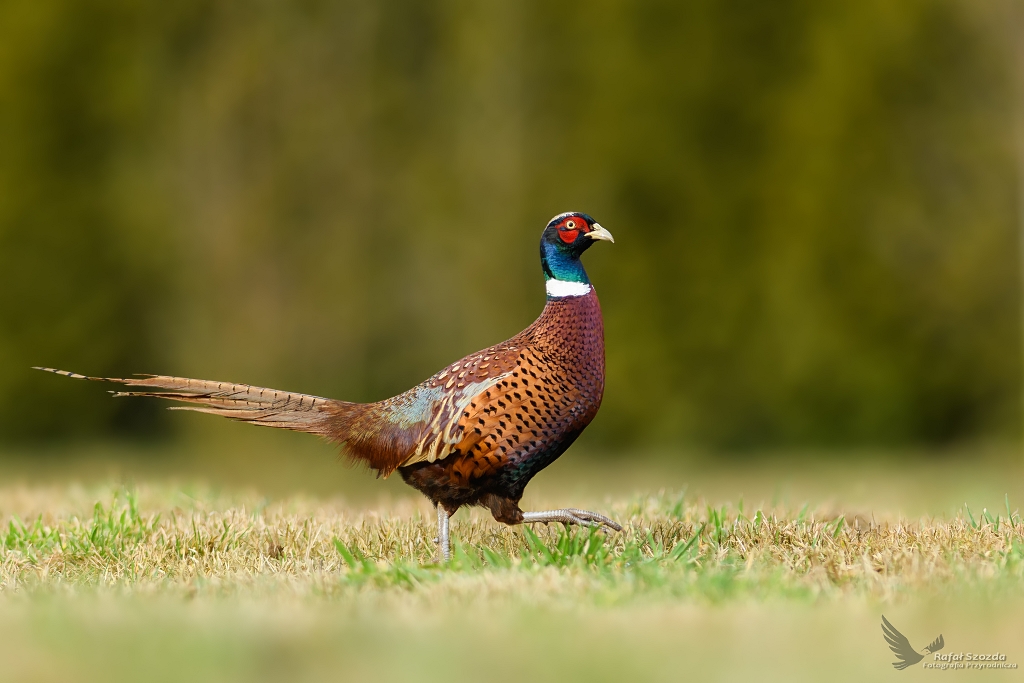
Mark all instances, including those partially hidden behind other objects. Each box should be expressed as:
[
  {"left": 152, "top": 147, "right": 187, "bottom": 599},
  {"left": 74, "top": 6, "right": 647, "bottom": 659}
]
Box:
[
  {"left": 1, "top": 455, "right": 1023, "bottom": 683},
  {"left": 1, "top": 483, "right": 1021, "bottom": 604}
]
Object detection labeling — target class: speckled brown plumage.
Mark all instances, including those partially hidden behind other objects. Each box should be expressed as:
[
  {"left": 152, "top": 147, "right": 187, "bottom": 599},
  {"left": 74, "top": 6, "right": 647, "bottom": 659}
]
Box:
[{"left": 397, "top": 289, "right": 604, "bottom": 521}]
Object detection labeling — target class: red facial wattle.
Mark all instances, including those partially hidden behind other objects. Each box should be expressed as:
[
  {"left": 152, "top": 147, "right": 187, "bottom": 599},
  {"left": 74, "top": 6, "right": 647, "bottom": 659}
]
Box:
[
  {"left": 559, "top": 229, "right": 579, "bottom": 244},
  {"left": 558, "top": 217, "right": 586, "bottom": 244}
]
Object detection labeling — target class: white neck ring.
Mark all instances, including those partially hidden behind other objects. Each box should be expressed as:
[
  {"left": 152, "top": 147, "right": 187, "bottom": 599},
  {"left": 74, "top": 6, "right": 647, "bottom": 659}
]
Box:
[{"left": 546, "top": 279, "right": 592, "bottom": 298}]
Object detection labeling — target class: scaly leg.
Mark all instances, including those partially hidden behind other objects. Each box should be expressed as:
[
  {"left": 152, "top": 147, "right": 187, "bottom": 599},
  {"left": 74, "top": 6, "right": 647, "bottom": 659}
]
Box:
[
  {"left": 433, "top": 503, "right": 451, "bottom": 563},
  {"left": 521, "top": 508, "right": 622, "bottom": 532}
]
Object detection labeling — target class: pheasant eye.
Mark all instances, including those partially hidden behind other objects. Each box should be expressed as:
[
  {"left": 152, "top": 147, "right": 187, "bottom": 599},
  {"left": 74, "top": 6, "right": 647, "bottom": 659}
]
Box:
[{"left": 558, "top": 219, "right": 580, "bottom": 244}]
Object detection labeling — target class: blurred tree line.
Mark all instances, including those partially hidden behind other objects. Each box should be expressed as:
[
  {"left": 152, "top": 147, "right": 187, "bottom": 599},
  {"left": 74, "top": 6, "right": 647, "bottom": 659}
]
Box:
[{"left": 0, "top": 0, "right": 1018, "bottom": 450}]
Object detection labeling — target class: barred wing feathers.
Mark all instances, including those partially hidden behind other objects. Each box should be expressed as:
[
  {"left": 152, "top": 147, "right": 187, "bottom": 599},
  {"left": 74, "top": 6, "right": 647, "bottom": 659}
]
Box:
[{"left": 346, "top": 343, "right": 520, "bottom": 474}]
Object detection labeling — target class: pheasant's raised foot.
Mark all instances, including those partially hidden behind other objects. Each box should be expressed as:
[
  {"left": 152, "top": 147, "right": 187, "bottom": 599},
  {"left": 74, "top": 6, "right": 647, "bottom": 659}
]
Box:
[{"left": 521, "top": 508, "right": 622, "bottom": 532}]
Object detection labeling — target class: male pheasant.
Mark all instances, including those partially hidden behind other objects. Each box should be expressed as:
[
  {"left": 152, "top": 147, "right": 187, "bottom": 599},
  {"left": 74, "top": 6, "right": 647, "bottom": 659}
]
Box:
[{"left": 37, "top": 212, "right": 619, "bottom": 561}]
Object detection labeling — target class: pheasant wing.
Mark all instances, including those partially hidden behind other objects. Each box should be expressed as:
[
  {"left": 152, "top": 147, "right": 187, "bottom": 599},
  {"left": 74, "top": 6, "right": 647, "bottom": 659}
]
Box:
[
  {"left": 313, "top": 343, "right": 522, "bottom": 476},
  {"left": 393, "top": 341, "right": 588, "bottom": 487}
]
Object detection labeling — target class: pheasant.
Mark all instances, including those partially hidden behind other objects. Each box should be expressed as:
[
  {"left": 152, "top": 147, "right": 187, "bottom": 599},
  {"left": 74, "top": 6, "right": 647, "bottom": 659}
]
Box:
[{"left": 36, "top": 212, "right": 620, "bottom": 562}]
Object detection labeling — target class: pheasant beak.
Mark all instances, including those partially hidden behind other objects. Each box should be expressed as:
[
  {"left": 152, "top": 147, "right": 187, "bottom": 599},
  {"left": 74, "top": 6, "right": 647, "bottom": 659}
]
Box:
[{"left": 587, "top": 223, "right": 614, "bottom": 243}]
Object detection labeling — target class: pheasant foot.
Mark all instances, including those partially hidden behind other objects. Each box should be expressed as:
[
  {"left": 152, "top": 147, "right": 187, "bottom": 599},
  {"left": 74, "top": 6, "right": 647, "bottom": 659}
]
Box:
[{"left": 521, "top": 508, "right": 622, "bottom": 532}]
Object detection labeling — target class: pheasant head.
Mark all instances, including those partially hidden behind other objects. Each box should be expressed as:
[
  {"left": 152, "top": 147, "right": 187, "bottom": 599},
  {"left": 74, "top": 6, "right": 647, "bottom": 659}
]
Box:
[{"left": 540, "top": 212, "right": 614, "bottom": 297}]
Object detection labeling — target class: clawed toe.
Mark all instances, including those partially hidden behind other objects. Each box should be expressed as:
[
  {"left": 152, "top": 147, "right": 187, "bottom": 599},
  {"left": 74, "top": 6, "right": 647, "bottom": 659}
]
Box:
[
  {"left": 565, "top": 509, "right": 623, "bottom": 532},
  {"left": 521, "top": 508, "right": 623, "bottom": 532}
]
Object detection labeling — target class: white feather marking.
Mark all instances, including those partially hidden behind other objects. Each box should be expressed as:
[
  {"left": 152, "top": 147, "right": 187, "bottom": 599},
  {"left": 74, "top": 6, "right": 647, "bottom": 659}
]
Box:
[{"left": 545, "top": 279, "right": 592, "bottom": 298}]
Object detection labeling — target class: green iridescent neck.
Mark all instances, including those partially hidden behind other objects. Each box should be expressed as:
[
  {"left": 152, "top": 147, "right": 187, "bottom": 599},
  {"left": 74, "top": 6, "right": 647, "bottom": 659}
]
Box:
[{"left": 541, "top": 241, "right": 590, "bottom": 284}]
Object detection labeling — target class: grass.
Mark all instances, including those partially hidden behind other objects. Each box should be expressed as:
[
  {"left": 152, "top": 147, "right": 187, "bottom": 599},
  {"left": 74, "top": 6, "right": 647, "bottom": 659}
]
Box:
[
  {"left": 2, "top": 484, "right": 1023, "bottom": 603},
  {"left": 1, "top": 443, "right": 1024, "bottom": 682}
]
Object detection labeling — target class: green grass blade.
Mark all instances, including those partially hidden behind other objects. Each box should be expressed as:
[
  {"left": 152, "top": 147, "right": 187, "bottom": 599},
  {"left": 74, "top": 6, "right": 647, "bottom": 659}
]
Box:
[
  {"left": 670, "top": 522, "right": 706, "bottom": 561},
  {"left": 964, "top": 503, "right": 979, "bottom": 529},
  {"left": 333, "top": 538, "right": 360, "bottom": 569},
  {"left": 522, "top": 526, "right": 554, "bottom": 565}
]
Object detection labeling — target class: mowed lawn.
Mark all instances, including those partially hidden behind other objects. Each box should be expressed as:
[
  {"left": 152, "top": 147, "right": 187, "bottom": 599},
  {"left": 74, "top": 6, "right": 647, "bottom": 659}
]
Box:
[{"left": 0, "top": 439, "right": 1023, "bottom": 682}]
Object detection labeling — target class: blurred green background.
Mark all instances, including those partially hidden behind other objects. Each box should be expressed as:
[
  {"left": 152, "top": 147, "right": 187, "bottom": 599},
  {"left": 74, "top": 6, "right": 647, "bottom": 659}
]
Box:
[{"left": 1, "top": 0, "right": 1020, "bottom": 452}]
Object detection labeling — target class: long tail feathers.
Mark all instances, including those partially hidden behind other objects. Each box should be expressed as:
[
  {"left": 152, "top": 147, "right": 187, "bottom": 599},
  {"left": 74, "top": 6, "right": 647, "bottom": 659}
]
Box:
[{"left": 33, "top": 367, "right": 347, "bottom": 436}]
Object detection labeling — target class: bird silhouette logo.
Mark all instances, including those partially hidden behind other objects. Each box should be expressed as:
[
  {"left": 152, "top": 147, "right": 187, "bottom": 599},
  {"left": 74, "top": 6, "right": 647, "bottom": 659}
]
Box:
[{"left": 881, "top": 615, "right": 945, "bottom": 670}]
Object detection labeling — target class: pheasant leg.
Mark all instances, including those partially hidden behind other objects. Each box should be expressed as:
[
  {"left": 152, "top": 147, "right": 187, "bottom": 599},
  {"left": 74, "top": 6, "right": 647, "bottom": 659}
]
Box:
[
  {"left": 434, "top": 504, "right": 451, "bottom": 563},
  {"left": 521, "top": 508, "right": 622, "bottom": 532}
]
